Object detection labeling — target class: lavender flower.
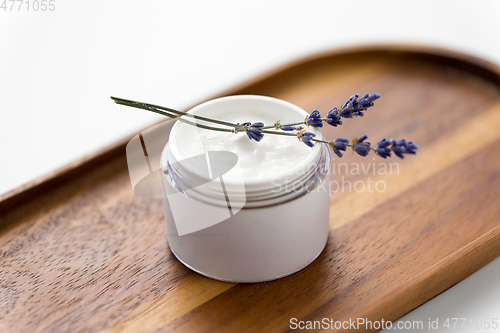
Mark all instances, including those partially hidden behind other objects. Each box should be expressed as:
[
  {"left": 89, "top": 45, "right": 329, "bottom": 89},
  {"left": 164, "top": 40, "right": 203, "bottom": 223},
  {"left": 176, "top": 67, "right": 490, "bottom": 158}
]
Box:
[
  {"left": 359, "top": 93, "right": 381, "bottom": 109},
  {"left": 391, "top": 139, "right": 419, "bottom": 159},
  {"left": 341, "top": 94, "right": 361, "bottom": 118},
  {"left": 341, "top": 93, "right": 380, "bottom": 118},
  {"left": 325, "top": 108, "right": 342, "bottom": 127},
  {"left": 392, "top": 142, "right": 405, "bottom": 158},
  {"left": 330, "top": 138, "right": 349, "bottom": 157},
  {"left": 281, "top": 125, "right": 303, "bottom": 131},
  {"left": 375, "top": 138, "right": 392, "bottom": 158},
  {"left": 238, "top": 122, "right": 264, "bottom": 142},
  {"left": 306, "top": 110, "right": 323, "bottom": 127},
  {"left": 298, "top": 131, "right": 316, "bottom": 148},
  {"left": 353, "top": 135, "right": 371, "bottom": 156},
  {"left": 405, "top": 141, "right": 418, "bottom": 154}
]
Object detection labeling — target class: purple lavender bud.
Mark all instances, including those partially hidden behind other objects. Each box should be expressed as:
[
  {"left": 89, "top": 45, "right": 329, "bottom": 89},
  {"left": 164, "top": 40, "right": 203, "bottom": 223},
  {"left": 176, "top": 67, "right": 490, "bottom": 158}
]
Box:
[
  {"left": 406, "top": 141, "right": 418, "bottom": 154},
  {"left": 355, "top": 144, "right": 371, "bottom": 156},
  {"left": 342, "top": 98, "right": 349, "bottom": 110},
  {"left": 325, "top": 108, "right": 343, "bottom": 127},
  {"left": 359, "top": 93, "right": 380, "bottom": 109},
  {"left": 342, "top": 94, "right": 359, "bottom": 109},
  {"left": 341, "top": 108, "right": 353, "bottom": 118},
  {"left": 357, "top": 135, "right": 368, "bottom": 143},
  {"left": 377, "top": 138, "right": 392, "bottom": 148},
  {"left": 390, "top": 138, "right": 420, "bottom": 159},
  {"left": 391, "top": 139, "right": 406, "bottom": 158},
  {"left": 341, "top": 94, "right": 364, "bottom": 118},
  {"left": 239, "top": 122, "right": 264, "bottom": 142},
  {"left": 353, "top": 135, "right": 371, "bottom": 156},
  {"left": 395, "top": 139, "right": 407, "bottom": 146},
  {"left": 331, "top": 138, "right": 349, "bottom": 157},
  {"left": 301, "top": 132, "right": 316, "bottom": 148},
  {"left": 342, "top": 93, "right": 380, "bottom": 117},
  {"left": 333, "top": 138, "right": 348, "bottom": 150},
  {"left": 280, "top": 125, "right": 304, "bottom": 131},
  {"left": 359, "top": 93, "right": 373, "bottom": 108},
  {"left": 392, "top": 145, "right": 406, "bottom": 159},
  {"left": 351, "top": 94, "right": 362, "bottom": 112},
  {"left": 375, "top": 138, "right": 392, "bottom": 158},
  {"left": 370, "top": 93, "right": 380, "bottom": 101},
  {"left": 375, "top": 147, "right": 391, "bottom": 158},
  {"left": 306, "top": 110, "right": 323, "bottom": 127}
]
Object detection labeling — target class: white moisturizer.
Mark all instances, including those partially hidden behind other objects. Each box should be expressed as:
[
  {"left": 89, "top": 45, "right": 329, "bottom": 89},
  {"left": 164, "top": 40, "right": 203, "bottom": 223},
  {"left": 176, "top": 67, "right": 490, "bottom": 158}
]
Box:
[
  {"left": 161, "top": 95, "right": 331, "bottom": 282},
  {"left": 169, "top": 99, "right": 321, "bottom": 185}
]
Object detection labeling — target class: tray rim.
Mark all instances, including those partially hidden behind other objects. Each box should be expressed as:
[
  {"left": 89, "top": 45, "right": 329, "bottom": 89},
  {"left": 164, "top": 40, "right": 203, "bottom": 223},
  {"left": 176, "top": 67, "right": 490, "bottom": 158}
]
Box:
[
  {"left": 2, "top": 43, "right": 500, "bottom": 331},
  {"left": 1, "top": 43, "right": 499, "bottom": 214}
]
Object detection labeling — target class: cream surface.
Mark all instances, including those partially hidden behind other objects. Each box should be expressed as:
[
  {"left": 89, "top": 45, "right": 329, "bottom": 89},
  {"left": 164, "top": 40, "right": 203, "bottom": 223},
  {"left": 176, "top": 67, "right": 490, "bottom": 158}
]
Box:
[{"left": 169, "top": 96, "right": 321, "bottom": 185}]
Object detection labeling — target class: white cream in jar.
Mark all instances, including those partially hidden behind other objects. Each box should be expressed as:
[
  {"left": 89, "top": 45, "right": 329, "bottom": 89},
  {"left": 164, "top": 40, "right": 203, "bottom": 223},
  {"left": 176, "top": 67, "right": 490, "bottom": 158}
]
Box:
[{"left": 161, "top": 95, "right": 331, "bottom": 282}]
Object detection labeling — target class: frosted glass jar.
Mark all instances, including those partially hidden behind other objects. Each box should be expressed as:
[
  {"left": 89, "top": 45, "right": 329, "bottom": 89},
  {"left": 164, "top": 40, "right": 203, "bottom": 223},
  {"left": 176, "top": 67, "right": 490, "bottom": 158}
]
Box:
[{"left": 161, "top": 95, "right": 331, "bottom": 282}]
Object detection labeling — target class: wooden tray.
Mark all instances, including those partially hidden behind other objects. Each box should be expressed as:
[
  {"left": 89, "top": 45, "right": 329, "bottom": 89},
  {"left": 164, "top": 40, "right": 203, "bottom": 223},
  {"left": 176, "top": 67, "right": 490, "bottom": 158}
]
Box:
[{"left": 2, "top": 45, "right": 500, "bottom": 333}]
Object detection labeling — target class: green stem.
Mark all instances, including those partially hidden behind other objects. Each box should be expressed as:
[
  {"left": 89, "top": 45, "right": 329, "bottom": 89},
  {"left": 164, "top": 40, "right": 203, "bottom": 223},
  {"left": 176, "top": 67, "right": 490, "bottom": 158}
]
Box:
[
  {"left": 111, "top": 96, "right": 239, "bottom": 128},
  {"left": 113, "top": 99, "right": 233, "bottom": 133},
  {"left": 261, "top": 129, "right": 299, "bottom": 137}
]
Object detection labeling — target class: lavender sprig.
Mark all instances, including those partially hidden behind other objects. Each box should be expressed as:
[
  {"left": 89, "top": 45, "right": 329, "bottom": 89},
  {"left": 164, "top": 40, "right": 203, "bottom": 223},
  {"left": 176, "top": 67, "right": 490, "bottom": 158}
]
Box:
[{"left": 111, "top": 93, "right": 418, "bottom": 160}]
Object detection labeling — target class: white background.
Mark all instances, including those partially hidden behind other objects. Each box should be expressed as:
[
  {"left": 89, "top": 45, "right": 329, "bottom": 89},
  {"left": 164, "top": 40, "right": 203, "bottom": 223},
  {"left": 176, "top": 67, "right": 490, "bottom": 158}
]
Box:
[{"left": 1, "top": 1, "right": 500, "bottom": 331}]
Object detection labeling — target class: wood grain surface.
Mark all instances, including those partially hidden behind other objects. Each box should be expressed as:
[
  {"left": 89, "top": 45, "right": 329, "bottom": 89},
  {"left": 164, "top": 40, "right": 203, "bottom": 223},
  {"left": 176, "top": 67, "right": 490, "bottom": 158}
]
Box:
[{"left": 1, "top": 45, "right": 500, "bottom": 332}]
